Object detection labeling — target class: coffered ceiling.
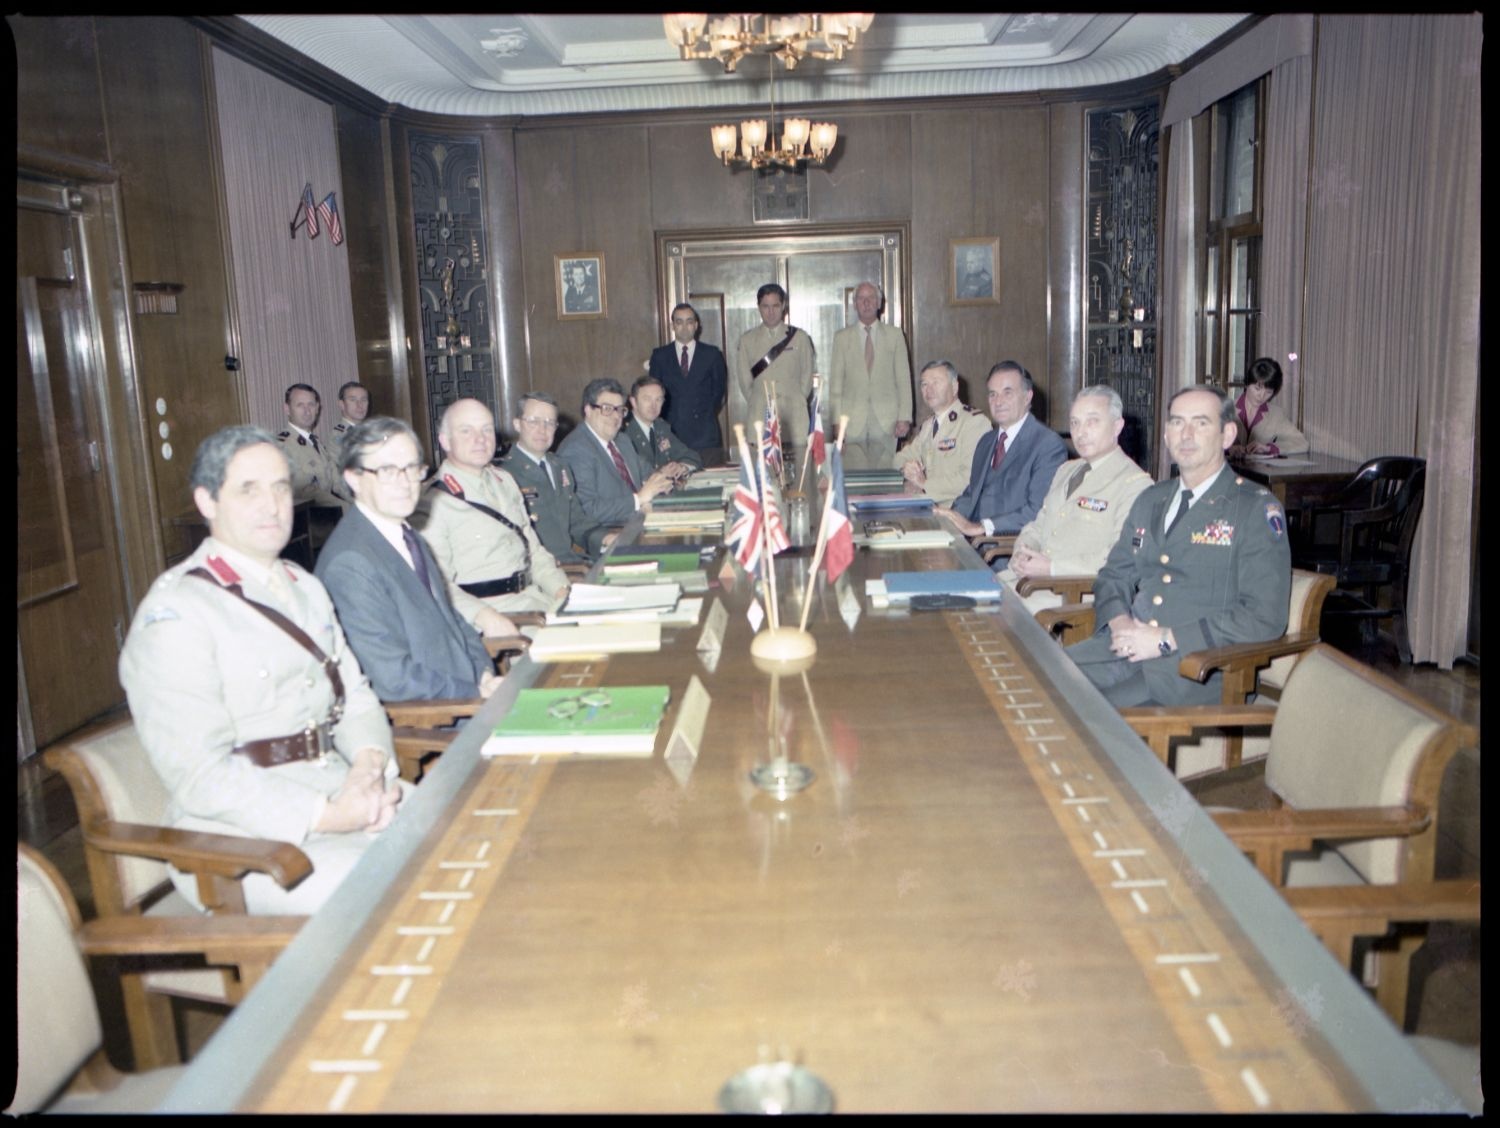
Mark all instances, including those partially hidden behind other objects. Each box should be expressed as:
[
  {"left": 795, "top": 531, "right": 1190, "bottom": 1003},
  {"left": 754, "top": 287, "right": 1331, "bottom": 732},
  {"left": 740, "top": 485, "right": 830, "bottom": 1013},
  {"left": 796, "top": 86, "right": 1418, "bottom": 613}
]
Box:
[{"left": 240, "top": 13, "right": 1250, "bottom": 117}]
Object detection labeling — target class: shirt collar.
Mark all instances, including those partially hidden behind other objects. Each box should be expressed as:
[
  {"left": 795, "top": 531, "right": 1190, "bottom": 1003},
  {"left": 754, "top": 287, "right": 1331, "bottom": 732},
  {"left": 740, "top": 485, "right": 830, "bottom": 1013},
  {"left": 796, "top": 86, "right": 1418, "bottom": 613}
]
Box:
[
  {"left": 999, "top": 413, "right": 1031, "bottom": 445},
  {"left": 1181, "top": 461, "right": 1229, "bottom": 499},
  {"left": 202, "top": 537, "right": 282, "bottom": 586}
]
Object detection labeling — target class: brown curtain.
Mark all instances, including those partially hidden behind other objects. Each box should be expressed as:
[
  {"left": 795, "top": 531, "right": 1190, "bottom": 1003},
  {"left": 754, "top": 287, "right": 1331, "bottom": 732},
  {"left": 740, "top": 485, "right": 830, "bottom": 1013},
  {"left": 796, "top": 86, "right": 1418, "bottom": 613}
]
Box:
[
  {"left": 1259, "top": 54, "right": 1312, "bottom": 419},
  {"left": 1301, "top": 15, "right": 1480, "bottom": 666},
  {"left": 1157, "top": 122, "right": 1198, "bottom": 478},
  {"left": 211, "top": 48, "right": 359, "bottom": 435}
]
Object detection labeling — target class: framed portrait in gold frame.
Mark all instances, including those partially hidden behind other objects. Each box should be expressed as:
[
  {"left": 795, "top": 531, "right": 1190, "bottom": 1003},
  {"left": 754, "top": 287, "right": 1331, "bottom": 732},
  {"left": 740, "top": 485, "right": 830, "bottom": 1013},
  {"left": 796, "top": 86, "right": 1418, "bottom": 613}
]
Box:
[
  {"left": 950, "top": 237, "right": 999, "bottom": 306},
  {"left": 556, "top": 253, "right": 606, "bottom": 320}
]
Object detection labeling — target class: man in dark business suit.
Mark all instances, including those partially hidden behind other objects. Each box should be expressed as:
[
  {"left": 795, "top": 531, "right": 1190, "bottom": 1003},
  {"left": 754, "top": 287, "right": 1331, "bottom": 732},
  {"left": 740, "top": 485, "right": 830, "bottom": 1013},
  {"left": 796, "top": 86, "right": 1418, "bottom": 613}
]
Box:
[
  {"left": 649, "top": 302, "right": 727, "bottom": 454},
  {"left": 500, "top": 391, "right": 613, "bottom": 565},
  {"left": 316, "top": 416, "right": 500, "bottom": 703},
  {"left": 936, "top": 361, "right": 1068, "bottom": 542},
  {"left": 557, "top": 377, "right": 676, "bottom": 527}
]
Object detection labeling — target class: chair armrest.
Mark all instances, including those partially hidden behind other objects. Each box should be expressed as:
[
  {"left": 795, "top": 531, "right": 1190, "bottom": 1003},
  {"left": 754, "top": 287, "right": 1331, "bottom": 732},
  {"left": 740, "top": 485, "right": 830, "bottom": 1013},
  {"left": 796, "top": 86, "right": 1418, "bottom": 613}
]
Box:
[
  {"left": 1211, "top": 804, "right": 1431, "bottom": 887},
  {"left": 504, "top": 612, "right": 548, "bottom": 628},
  {"left": 1119, "top": 704, "right": 1276, "bottom": 765},
  {"left": 561, "top": 563, "right": 591, "bottom": 580},
  {"left": 970, "top": 534, "right": 1015, "bottom": 561},
  {"left": 1177, "top": 631, "right": 1323, "bottom": 685},
  {"left": 1034, "top": 602, "right": 1095, "bottom": 644},
  {"left": 385, "top": 697, "right": 483, "bottom": 726},
  {"left": 79, "top": 914, "right": 304, "bottom": 959},
  {"left": 1016, "top": 574, "right": 1096, "bottom": 604},
  {"left": 1283, "top": 879, "right": 1480, "bottom": 928},
  {"left": 82, "top": 820, "right": 312, "bottom": 890},
  {"left": 483, "top": 634, "right": 531, "bottom": 661}
]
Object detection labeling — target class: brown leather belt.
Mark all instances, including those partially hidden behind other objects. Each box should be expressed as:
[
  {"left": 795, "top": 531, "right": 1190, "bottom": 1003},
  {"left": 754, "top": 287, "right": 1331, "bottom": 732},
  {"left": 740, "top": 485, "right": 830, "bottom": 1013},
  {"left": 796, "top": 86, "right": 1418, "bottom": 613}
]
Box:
[
  {"left": 231, "top": 723, "right": 333, "bottom": 768},
  {"left": 459, "top": 570, "right": 529, "bottom": 598}
]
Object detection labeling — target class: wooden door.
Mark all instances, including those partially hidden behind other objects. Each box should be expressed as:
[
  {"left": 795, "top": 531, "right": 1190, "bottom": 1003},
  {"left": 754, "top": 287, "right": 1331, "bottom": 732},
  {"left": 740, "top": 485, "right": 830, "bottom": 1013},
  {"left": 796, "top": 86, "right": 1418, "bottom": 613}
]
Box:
[{"left": 17, "top": 198, "right": 131, "bottom": 750}]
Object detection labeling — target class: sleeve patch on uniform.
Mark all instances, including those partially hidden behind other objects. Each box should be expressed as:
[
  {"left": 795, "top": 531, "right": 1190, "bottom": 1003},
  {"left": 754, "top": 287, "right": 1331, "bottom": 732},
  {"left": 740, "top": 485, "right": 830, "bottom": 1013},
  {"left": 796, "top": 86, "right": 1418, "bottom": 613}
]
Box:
[
  {"left": 1266, "top": 503, "right": 1286, "bottom": 538},
  {"left": 143, "top": 606, "right": 179, "bottom": 626}
]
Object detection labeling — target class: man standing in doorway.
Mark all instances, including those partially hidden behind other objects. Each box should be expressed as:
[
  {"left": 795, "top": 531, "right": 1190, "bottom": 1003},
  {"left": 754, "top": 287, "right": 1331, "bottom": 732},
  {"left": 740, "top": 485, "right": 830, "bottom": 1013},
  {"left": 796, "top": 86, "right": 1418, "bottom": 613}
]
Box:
[{"left": 827, "top": 281, "right": 912, "bottom": 469}]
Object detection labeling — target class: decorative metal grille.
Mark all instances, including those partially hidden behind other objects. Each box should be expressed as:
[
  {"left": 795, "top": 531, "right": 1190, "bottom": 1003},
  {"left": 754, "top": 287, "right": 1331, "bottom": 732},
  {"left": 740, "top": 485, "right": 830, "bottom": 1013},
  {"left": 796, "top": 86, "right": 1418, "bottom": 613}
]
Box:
[
  {"left": 409, "top": 134, "right": 495, "bottom": 447},
  {"left": 1085, "top": 102, "right": 1160, "bottom": 467}
]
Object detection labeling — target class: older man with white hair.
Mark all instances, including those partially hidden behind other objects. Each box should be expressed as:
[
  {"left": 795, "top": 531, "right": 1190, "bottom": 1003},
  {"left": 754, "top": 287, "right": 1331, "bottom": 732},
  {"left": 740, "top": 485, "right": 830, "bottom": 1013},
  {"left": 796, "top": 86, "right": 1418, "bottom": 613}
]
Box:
[
  {"left": 827, "top": 280, "right": 912, "bottom": 469},
  {"left": 1000, "top": 384, "right": 1152, "bottom": 612}
]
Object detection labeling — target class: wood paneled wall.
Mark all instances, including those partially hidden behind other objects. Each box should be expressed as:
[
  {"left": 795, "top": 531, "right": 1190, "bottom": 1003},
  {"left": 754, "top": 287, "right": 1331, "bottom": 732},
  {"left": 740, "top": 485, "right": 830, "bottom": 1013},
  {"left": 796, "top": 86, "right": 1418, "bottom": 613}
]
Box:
[{"left": 511, "top": 101, "right": 1075, "bottom": 430}]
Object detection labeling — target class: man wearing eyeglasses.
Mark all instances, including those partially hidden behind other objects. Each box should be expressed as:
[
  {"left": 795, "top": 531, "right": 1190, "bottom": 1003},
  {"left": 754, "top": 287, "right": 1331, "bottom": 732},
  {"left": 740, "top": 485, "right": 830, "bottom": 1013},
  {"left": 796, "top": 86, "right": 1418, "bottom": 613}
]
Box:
[
  {"left": 414, "top": 398, "right": 572, "bottom": 625},
  {"left": 649, "top": 301, "right": 727, "bottom": 454},
  {"left": 557, "top": 377, "right": 677, "bottom": 527},
  {"left": 500, "top": 392, "right": 614, "bottom": 565},
  {"left": 316, "top": 416, "right": 500, "bottom": 704}
]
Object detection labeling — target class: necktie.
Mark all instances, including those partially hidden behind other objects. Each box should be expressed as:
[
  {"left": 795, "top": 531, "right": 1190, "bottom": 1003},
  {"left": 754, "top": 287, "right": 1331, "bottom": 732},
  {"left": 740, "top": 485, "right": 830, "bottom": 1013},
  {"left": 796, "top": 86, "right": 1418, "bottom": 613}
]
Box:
[
  {"left": 680, "top": 345, "right": 690, "bottom": 374},
  {"left": 1165, "top": 489, "right": 1195, "bottom": 537},
  {"left": 309, "top": 433, "right": 321, "bottom": 452},
  {"left": 402, "top": 524, "right": 433, "bottom": 594},
  {"left": 931, "top": 416, "right": 939, "bottom": 438},
  {"left": 864, "top": 327, "right": 875, "bottom": 373},
  {"left": 542, "top": 457, "right": 555, "bottom": 490},
  {"left": 989, "top": 429, "right": 1008, "bottom": 470},
  {"left": 607, "top": 441, "right": 636, "bottom": 490},
  {"left": 1066, "top": 463, "right": 1089, "bottom": 498}
]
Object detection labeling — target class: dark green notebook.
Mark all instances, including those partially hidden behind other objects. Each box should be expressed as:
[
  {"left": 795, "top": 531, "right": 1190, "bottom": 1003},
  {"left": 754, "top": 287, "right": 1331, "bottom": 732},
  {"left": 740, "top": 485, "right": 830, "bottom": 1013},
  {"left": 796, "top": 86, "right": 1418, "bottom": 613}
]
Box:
[{"left": 482, "top": 686, "right": 672, "bottom": 757}]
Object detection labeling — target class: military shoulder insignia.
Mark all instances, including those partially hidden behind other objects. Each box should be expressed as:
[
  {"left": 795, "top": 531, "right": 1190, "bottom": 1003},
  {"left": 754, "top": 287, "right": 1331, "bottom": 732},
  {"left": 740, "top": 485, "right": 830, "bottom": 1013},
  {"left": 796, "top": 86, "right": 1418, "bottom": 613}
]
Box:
[
  {"left": 277, "top": 430, "right": 291, "bottom": 440},
  {"left": 1266, "top": 503, "right": 1286, "bottom": 538},
  {"left": 1192, "top": 520, "right": 1235, "bottom": 547},
  {"left": 1076, "top": 496, "right": 1109, "bottom": 512},
  {"left": 142, "top": 606, "right": 179, "bottom": 626},
  {"left": 948, "top": 410, "right": 958, "bottom": 422},
  {"left": 297, "top": 435, "right": 308, "bottom": 446}
]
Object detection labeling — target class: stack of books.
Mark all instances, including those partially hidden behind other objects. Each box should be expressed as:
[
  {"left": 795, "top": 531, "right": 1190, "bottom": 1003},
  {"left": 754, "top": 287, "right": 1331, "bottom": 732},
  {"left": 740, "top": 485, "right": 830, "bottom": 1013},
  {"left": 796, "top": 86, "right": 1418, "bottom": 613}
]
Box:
[{"left": 483, "top": 685, "right": 672, "bottom": 757}]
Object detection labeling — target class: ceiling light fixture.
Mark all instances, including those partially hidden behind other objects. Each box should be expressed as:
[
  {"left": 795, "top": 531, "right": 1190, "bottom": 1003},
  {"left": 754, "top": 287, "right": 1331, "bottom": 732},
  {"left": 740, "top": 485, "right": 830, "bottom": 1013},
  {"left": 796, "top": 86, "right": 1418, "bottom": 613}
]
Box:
[
  {"left": 663, "top": 13, "right": 874, "bottom": 72},
  {"left": 708, "top": 52, "right": 838, "bottom": 171}
]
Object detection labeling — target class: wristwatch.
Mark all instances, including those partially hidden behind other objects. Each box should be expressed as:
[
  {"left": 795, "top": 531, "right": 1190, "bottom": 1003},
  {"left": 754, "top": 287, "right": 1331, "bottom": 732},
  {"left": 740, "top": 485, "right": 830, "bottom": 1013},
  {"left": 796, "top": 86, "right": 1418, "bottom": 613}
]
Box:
[{"left": 1158, "top": 634, "right": 1173, "bottom": 657}]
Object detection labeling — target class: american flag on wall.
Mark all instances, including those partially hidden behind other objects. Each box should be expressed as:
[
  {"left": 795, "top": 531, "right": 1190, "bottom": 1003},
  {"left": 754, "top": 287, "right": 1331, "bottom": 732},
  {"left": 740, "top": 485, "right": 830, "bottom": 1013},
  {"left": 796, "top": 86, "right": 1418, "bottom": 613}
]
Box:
[
  {"left": 289, "top": 182, "right": 319, "bottom": 239},
  {"left": 317, "top": 191, "right": 344, "bottom": 246}
]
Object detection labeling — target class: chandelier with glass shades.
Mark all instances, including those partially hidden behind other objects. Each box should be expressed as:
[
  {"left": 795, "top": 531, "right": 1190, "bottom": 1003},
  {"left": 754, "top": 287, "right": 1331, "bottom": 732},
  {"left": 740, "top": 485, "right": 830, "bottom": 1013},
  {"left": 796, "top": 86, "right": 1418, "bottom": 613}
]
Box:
[{"left": 662, "top": 14, "right": 874, "bottom": 171}]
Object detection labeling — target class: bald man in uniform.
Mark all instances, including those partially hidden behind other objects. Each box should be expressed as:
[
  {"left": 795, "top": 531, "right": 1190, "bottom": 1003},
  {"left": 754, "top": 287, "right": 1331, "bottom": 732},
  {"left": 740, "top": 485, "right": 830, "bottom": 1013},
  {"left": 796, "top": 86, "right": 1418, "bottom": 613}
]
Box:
[
  {"left": 118, "top": 425, "right": 401, "bottom": 915},
  {"left": 413, "top": 397, "right": 571, "bottom": 626},
  {"left": 729, "top": 283, "right": 815, "bottom": 459},
  {"left": 893, "top": 360, "right": 991, "bottom": 507}
]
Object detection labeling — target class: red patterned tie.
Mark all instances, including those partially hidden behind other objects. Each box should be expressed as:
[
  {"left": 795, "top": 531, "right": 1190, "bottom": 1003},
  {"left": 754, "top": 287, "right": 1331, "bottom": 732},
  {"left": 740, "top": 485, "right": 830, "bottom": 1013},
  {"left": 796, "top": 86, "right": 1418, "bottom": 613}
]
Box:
[
  {"left": 989, "top": 429, "right": 1008, "bottom": 470},
  {"left": 607, "top": 441, "right": 636, "bottom": 490},
  {"left": 680, "top": 345, "right": 690, "bottom": 374}
]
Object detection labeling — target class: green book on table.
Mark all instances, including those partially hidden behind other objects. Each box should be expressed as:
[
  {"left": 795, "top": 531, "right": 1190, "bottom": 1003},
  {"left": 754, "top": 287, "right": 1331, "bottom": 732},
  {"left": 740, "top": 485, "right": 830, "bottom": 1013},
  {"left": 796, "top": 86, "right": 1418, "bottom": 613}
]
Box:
[{"left": 483, "top": 685, "right": 672, "bottom": 757}]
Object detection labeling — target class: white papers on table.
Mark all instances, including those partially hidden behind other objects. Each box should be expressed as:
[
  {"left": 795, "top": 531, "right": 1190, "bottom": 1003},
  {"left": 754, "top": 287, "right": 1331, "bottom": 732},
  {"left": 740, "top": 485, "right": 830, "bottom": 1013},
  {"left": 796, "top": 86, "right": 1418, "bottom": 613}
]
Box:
[{"left": 562, "top": 582, "right": 681, "bottom": 615}]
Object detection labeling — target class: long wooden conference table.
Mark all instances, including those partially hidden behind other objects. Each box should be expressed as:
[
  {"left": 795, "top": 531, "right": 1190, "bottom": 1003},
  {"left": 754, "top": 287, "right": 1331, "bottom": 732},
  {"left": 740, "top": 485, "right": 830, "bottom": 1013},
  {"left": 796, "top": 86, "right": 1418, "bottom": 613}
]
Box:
[{"left": 161, "top": 513, "right": 1460, "bottom": 1112}]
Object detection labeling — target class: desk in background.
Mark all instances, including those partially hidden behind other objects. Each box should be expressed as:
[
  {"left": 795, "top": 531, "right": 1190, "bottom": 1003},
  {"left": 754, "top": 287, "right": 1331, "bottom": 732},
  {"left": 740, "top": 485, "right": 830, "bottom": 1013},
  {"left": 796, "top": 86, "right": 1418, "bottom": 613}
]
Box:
[{"left": 161, "top": 515, "right": 1460, "bottom": 1112}]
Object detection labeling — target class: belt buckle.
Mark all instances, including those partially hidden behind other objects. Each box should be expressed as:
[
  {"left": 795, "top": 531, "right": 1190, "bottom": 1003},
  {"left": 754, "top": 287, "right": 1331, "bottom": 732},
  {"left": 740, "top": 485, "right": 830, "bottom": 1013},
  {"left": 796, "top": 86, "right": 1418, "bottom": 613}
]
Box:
[{"left": 306, "top": 720, "right": 331, "bottom": 767}]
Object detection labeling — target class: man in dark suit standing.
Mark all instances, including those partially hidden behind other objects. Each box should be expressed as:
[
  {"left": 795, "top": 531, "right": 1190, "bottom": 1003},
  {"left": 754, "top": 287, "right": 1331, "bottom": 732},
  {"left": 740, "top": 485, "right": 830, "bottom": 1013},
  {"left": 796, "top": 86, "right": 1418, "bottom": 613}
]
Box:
[
  {"left": 317, "top": 416, "right": 499, "bottom": 703},
  {"left": 500, "top": 391, "right": 613, "bottom": 566},
  {"left": 650, "top": 301, "right": 727, "bottom": 454},
  {"left": 558, "top": 377, "right": 676, "bottom": 527},
  {"left": 936, "top": 361, "right": 1068, "bottom": 542}
]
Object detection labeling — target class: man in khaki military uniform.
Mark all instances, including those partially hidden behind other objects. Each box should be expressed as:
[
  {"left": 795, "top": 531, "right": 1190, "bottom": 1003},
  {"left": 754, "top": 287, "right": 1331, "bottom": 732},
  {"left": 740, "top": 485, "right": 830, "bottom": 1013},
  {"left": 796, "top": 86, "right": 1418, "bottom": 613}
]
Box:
[
  {"left": 118, "top": 425, "right": 401, "bottom": 915},
  {"left": 1000, "top": 385, "right": 1153, "bottom": 612},
  {"left": 730, "top": 283, "right": 815, "bottom": 458},
  {"left": 893, "top": 360, "right": 991, "bottom": 506},
  {"left": 277, "top": 382, "right": 347, "bottom": 509},
  {"left": 827, "top": 281, "right": 912, "bottom": 470},
  {"left": 413, "top": 397, "right": 570, "bottom": 627},
  {"left": 328, "top": 380, "right": 371, "bottom": 464}
]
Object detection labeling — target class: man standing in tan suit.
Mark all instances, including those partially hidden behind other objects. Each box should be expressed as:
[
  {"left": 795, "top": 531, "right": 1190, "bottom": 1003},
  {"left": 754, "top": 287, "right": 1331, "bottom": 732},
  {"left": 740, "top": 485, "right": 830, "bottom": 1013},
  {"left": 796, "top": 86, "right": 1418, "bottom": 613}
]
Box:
[
  {"left": 413, "top": 398, "right": 570, "bottom": 627},
  {"left": 1001, "top": 385, "right": 1152, "bottom": 611},
  {"left": 894, "top": 360, "right": 991, "bottom": 506},
  {"left": 828, "top": 281, "right": 912, "bottom": 469},
  {"left": 730, "top": 283, "right": 815, "bottom": 458}
]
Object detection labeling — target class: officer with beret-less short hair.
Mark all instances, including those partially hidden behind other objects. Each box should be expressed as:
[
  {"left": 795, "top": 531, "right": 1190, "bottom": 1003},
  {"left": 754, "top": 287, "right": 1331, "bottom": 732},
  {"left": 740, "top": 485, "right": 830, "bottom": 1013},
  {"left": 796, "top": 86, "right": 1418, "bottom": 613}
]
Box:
[
  {"left": 278, "top": 383, "right": 348, "bottom": 509},
  {"left": 118, "top": 425, "right": 400, "bottom": 915}
]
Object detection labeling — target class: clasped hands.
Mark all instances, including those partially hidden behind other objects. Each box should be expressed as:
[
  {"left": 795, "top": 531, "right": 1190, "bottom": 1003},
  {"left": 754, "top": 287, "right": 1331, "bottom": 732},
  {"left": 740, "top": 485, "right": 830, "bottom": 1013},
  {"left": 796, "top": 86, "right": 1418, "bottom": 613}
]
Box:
[
  {"left": 1008, "top": 544, "right": 1052, "bottom": 579},
  {"left": 1106, "top": 613, "right": 1172, "bottom": 664},
  {"left": 317, "top": 745, "right": 402, "bottom": 834}
]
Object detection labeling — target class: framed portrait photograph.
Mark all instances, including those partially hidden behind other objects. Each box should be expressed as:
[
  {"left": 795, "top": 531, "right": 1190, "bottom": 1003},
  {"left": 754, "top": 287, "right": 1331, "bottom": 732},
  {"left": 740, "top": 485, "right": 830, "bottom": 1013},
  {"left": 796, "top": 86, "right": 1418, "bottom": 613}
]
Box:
[
  {"left": 950, "top": 237, "right": 999, "bottom": 306},
  {"left": 555, "top": 252, "right": 607, "bottom": 320}
]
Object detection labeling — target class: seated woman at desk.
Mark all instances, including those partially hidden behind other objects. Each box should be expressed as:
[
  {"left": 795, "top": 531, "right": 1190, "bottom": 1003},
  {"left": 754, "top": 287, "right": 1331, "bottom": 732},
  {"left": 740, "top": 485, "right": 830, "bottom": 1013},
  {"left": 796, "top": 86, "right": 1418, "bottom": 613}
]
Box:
[{"left": 1234, "top": 356, "right": 1309, "bottom": 456}]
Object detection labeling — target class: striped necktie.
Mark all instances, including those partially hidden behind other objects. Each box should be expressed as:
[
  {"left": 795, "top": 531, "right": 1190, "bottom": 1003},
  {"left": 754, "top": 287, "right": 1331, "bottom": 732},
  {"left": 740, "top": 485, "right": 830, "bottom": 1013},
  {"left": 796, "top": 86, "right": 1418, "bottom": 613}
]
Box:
[
  {"left": 989, "top": 429, "right": 1008, "bottom": 470},
  {"left": 607, "top": 441, "right": 636, "bottom": 490}
]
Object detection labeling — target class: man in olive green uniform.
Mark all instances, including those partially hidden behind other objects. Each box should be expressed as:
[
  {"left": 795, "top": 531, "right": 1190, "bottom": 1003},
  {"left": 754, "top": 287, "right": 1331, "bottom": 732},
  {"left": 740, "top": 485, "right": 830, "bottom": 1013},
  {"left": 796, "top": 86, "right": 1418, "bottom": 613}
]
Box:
[
  {"left": 894, "top": 360, "right": 991, "bottom": 507},
  {"left": 1067, "top": 385, "right": 1290, "bottom": 707},
  {"left": 414, "top": 397, "right": 570, "bottom": 625},
  {"left": 730, "top": 283, "right": 815, "bottom": 457},
  {"left": 499, "top": 391, "right": 613, "bottom": 566},
  {"left": 118, "top": 426, "right": 401, "bottom": 915},
  {"left": 277, "top": 382, "right": 347, "bottom": 509},
  {"left": 1000, "top": 385, "right": 1153, "bottom": 612},
  {"left": 625, "top": 375, "right": 701, "bottom": 475}
]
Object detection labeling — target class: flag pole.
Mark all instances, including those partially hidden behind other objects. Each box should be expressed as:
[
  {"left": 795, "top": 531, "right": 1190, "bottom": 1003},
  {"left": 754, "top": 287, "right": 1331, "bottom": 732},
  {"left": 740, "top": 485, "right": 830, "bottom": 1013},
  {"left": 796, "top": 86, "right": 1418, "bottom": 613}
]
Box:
[
  {"left": 798, "top": 417, "right": 849, "bottom": 633},
  {"left": 751, "top": 416, "right": 782, "bottom": 632},
  {"left": 797, "top": 374, "right": 820, "bottom": 493}
]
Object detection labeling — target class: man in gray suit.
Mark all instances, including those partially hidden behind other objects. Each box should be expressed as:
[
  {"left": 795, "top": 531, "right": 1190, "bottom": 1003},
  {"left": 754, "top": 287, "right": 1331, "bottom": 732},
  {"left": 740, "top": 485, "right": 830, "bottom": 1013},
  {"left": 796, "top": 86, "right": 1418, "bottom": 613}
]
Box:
[
  {"left": 317, "top": 417, "right": 500, "bottom": 704},
  {"left": 936, "top": 361, "right": 1069, "bottom": 541},
  {"left": 557, "top": 377, "right": 676, "bottom": 527},
  {"left": 500, "top": 391, "right": 614, "bottom": 565}
]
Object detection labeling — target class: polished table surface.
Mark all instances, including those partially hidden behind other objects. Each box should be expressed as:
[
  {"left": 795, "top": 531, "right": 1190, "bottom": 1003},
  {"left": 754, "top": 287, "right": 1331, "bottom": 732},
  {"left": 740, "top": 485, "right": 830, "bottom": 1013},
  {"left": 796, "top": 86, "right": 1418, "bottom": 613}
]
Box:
[
  {"left": 162, "top": 517, "right": 1458, "bottom": 1112},
  {"left": 1229, "top": 451, "right": 1365, "bottom": 507}
]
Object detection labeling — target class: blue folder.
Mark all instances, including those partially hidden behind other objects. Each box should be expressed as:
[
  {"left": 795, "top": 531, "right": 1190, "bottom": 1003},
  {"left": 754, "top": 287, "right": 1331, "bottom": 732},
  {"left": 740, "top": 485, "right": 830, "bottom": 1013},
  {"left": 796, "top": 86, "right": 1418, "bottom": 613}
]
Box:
[{"left": 882, "top": 570, "right": 1002, "bottom": 602}]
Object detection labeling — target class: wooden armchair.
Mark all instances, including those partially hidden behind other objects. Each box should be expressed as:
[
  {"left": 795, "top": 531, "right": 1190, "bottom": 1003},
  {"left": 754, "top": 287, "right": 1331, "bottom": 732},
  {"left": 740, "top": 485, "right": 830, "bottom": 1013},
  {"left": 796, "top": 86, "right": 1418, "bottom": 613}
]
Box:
[
  {"left": 1120, "top": 643, "right": 1476, "bottom": 1029},
  {"left": 43, "top": 717, "right": 311, "bottom": 1070},
  {"left": 969, "top": 533, "right": 1014, "bottom": 566},
  {"left": 11, "top": 844, "right": 299, "bottom": 1113},
  {"left": 1015, "top": 573, "right": 1097, "bottom": 606}
]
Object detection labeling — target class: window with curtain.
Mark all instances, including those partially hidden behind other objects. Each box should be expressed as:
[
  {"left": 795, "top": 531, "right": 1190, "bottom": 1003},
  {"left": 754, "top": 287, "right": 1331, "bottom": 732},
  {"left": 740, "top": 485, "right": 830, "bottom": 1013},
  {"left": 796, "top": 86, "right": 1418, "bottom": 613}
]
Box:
[{"left": 1199, "top": 79, "right": 1264, "bottom": 387}]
